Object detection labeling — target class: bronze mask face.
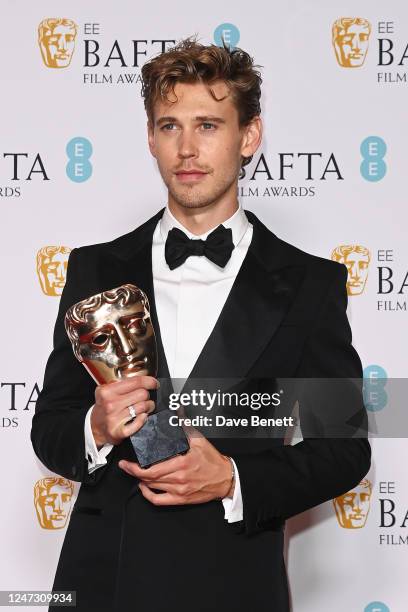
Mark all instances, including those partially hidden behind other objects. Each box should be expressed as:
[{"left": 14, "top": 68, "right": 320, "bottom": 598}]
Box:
[{"left": 64, "top": 284, "right": 157, "bottom": 384}]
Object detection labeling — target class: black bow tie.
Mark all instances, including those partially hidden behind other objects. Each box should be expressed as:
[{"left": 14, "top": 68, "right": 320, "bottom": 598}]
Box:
[{"left": 165, "top": 224, "right": 235, "bottom": 270}]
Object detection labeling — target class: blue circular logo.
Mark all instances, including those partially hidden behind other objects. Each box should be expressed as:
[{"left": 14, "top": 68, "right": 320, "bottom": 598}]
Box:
[
  {"left": 214, "top": 23, "right": 240, "bottom": 49},
  {"left": 363, "top": 365, "right": 388, "bottom": 411},
  {"left": 66, "top": 136, "right": 93, "bottom": 183},
  {"left": 364, "top": 602, "right": 390, "bottom": 612},
  {"left": 360, "top": 136, "right": 387, "bottom": 182}
]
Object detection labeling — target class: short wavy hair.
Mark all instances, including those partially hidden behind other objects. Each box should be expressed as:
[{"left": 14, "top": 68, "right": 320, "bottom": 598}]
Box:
[{"left": 141, "top": 35, "right": 263, "bottom": 178}]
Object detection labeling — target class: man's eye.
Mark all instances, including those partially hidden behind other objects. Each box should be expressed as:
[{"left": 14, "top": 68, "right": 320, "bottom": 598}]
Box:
[
  {"left": 161, "top": 123, "right": 176, "bottom": 130},
  {"left": 201, "top": 122, "right": 216, "bottom": 130},
  {"left": 92, "top": 333, "right": 109, "bottom": 345}
]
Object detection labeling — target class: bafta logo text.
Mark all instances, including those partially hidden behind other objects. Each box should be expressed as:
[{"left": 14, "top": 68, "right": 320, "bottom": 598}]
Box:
[
  {"left": 332, "top": 18, "right": 371, "bottom": 68},
  {"left": 333, "top": 479, "right": 372, "bottom": 529},
  {"left": 38, "top": 18, "right": 78, "bottom": 68},
  {"left": 36, "top": 246, "right": 71, "bottom": 296},
  {"left": 331, "top": 244, "right": 371, "bottom": 296},
  {"left": 34, "top": 477, "right": 74, "bottom": 530}
]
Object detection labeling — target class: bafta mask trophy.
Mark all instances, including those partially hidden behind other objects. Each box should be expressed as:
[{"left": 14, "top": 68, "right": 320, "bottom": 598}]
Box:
[{"left": 64, "top": 284, "right": 189, "bottom": 467}]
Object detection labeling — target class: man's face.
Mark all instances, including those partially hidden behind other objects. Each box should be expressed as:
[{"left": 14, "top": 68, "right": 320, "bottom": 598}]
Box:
[
  {"left": 334, "top": 23, "right": 370, "bottom": 67},
  {"left": 39, "top": 250, "right": 69, "bottom": 296},
  {"left": 343, "top": 251, "right": 370, "bottom": 295},
  {"left": 40, "top": 24, "right": 76, "bottom": 68},
  {"left": 333, "top": 483, "right": 371, "bottom": 528},
  {"left": 147, "top": 80, "right": 259, "bottom": 211},
  {"left": 37, "top": 483, "right": 72, "bottom": 529},
  {"left": 76, "top": 298, "right": 157, "bottom": 384}
]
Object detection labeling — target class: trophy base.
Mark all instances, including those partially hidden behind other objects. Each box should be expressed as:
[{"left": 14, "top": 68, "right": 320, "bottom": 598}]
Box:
[{"left": 129, "top": 410, "right": 190, "bottom": 468}]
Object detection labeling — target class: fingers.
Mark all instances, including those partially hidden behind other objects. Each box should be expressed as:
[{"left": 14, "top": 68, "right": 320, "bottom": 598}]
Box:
[
  {"left": 138, "top": 482, "right": 184, "bottom": 506},
  {"left": 99, "top": 376, "right": 160, "bottom": 397},
  {"left": 122, "top": 399, "right": 155, "bottom": 417},
  {"left": 120, "top": 412, "right": 150, "bottom": 436},
  {"left": 105, "top": 388, "right": 151, "bottom": 413},
  {"left": 119, "top": 453, "right": 188, "bottom": 481}
]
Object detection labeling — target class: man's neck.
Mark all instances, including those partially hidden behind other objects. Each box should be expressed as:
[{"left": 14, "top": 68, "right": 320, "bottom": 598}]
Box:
[{"left": 168, "top": 199, "right": 240, "bottom": 236}]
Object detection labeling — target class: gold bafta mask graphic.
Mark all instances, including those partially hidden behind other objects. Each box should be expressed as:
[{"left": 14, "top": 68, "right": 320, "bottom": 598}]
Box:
[
  {"left": 331, "top": 245, "right": 371, "bottom": 296},
  {"left": 38, "top": 18, "right": 78, "bottom": 68},
  {"left": 36, "top": 246, "right": 71, "bottom": 296},
  {"left": 34, "top": 477, "right": 74, "bottom": 530},
  {"left": 65, "top": 284, "right": 158, "bottom": 385},
  {"left": 332, "top": 18, "right": 371, "bottom": 68},
  {"left": 333, "top": 479, "right": 372, "bottom": 529}
]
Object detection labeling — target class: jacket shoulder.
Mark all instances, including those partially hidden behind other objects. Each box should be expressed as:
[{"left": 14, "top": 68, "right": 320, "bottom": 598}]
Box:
[
  {"left": 276, "top": 234, "right": 347, "bottom": 282},
  {"left": 70, "top": 208, "right": 164, "bottom": 260},
  {"left": 247, "top": 209, "right": 347, "bottom": 283}
]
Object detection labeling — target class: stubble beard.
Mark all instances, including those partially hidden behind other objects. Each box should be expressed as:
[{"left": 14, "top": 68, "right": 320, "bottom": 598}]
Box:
[{"left": 165, "top": 169, "right": 239, "bottom": 211}]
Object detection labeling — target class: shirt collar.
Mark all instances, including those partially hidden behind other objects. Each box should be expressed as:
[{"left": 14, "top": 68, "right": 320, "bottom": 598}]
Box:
[{"left": 159, "top": 202, "right": 248, "bottom": 247}]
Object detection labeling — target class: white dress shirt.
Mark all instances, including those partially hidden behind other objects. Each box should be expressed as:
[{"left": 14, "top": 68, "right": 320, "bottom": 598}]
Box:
[{"left": 84, "top": 203, "right": 253, "bottom": 523}]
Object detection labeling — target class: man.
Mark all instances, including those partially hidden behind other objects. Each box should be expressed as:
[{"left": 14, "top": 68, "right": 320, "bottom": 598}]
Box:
[{"left": 31, "top": 37, "right": 371, "bottom": 612}]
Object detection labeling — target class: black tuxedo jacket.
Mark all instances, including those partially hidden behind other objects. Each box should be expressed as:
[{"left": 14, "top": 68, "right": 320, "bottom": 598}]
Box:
[{"left": 31, "top": 208, "right": 371, "bottom": 612}]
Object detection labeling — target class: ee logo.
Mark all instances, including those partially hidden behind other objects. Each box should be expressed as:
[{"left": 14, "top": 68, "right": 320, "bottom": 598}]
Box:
[
  {"left": 360, "top": 136, "right": 386, "bottom": 182},
  {"left": 214, "top": 23, "right": 240, "bottom": 50},
  {"left": 363, "top": 365, "right": 388, "bottom": 411},
  {"left": 364, "top": 602, "right": 390, "bottom": 612},
  {"left": 66, "top": 137, "right": 93, "bottom": 182}
]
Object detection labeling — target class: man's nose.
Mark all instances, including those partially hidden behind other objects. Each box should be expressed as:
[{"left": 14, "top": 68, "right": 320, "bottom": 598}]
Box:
[
  {"left": 177, "top": 129, "right": 198, "bottom": 158},
  {"left": 54, "top": 497, "right": 63, "bottom": 511}
]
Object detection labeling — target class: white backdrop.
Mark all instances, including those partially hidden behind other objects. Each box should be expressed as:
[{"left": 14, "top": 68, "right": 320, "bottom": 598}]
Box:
[{"left": 1, "top": 1, "right": 407, "bottom": 611}]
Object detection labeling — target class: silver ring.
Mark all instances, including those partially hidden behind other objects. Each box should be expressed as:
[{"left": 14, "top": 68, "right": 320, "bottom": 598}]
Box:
[{"left": 128, "top": 405, "right": 136, "bottom": 419}]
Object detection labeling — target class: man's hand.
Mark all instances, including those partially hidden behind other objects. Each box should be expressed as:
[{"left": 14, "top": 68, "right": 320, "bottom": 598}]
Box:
[
  {"left": 91, "top": 375, "right": 159, "bottom": 448},
  {"left": 118, "top": 430, "right": 234, "bottom": 505}
]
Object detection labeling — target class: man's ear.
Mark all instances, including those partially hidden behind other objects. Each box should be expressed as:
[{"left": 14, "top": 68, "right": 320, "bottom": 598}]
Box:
[
  {"left": 147, "top": 120, "right": 156, "bottom": 158},
  {"left": 240, "top": 116, "right": 262, "bottom": 160}
]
